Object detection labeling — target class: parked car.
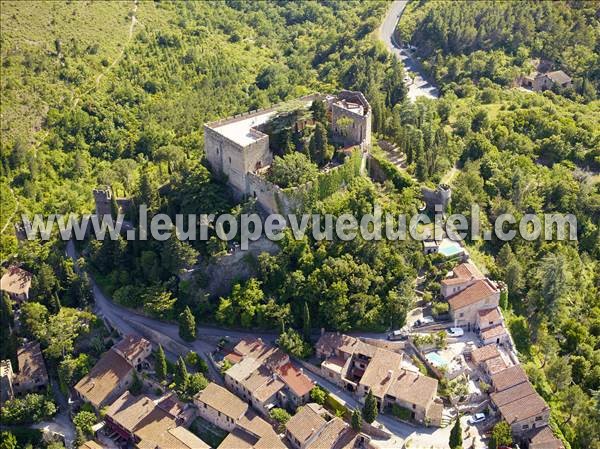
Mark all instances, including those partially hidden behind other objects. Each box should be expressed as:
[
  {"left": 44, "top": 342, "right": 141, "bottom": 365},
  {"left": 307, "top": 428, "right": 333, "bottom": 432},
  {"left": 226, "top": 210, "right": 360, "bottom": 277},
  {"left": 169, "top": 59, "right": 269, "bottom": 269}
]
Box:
[
  {"left": 388, "top": 329, "right": 408, "bottom": 341},
  {"left": 447, "top": 327, "right": 465, "bottom": 337},
  {"left": 414, "top": 316, "right": 434, "bottom": 327},
  {"left": 467, "top": 413, "right": 486, "bottom": 424}
]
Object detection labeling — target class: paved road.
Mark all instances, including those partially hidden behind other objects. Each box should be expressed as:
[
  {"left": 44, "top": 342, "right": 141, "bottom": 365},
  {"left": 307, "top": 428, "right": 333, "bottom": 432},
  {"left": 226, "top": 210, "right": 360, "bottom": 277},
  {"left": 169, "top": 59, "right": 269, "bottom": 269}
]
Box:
[{"left": 378, "top": 0, "right": 439, "bottom": 101}]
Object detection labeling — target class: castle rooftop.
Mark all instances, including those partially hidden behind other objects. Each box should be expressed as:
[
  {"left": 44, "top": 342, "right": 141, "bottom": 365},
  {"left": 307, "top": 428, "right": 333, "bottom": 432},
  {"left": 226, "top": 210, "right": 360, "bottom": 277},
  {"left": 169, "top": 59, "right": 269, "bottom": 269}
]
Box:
[{"left": 206, "top": 94, "right": 318, "bottom": 147}]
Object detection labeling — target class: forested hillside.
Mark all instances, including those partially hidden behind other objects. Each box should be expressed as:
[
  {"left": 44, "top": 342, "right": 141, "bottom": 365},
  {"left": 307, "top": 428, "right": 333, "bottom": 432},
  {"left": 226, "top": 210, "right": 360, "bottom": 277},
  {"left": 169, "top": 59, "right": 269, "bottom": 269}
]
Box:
[
  {"left": 1, "top": 0, "right": 406, "bottom": 258},
  {"left": 395, "top": 2, "right": 600, "bottom": 448},
  {"left": 397, "top": 0, "right": 600, "bottom": 99}
]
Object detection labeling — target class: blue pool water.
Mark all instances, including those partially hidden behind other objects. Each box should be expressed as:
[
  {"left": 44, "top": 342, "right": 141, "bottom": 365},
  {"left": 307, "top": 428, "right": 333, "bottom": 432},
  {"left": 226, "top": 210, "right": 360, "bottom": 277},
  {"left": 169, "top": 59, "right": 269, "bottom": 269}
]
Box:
[
  {"left": 438, "top": 240, "right": 464, "bottom": 258},
  {"left": 426, "top": 352, "right": 448, "bottom": 367}
]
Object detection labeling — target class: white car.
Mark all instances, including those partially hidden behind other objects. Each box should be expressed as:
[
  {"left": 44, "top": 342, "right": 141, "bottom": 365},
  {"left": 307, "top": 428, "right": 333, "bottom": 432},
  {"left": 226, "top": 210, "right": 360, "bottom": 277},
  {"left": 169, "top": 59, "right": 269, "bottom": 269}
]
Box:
[
  {"left": 414, "top": 316, "right": 435, "bottom": 327},
  {"left": 468, "top": 413, "right": 486, "bottom": 424},
  {"left": 447, "top": 327, "right": 464, "bottom": 337},
  {"left": 388, "top": 329, "right": 408, "bottom": 341}
]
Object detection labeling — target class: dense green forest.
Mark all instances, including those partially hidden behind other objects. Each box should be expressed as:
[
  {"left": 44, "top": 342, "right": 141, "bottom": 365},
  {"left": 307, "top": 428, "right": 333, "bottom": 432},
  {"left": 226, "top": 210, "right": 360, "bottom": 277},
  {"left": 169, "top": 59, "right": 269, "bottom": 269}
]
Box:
[
  {"left": 1, "top": 1, "right": 599, "bottom": 448},
  {"left": 395, "top": 2, "right": 600, "bottom": 449}
]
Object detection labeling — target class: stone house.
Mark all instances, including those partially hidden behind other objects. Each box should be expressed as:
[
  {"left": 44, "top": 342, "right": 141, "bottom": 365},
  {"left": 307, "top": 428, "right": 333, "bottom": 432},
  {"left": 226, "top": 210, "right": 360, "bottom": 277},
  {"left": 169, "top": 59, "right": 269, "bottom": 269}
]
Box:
[
  {"left": 521, "top": 70, "right": 572, "bottom": 92},
  {"left": 223, "top": 338, "right": 313, "bottom": 413},
  {"left": 447, "top": 279, "right": 501, "bottom": 330},
  {"left": 13, "top": 341, "right": 49, "bottom": 395},
  {"left": 440, "top": 262, "right": 484, "bottom": 299},
  {"left": 285, "top": 403, "right": 370, "bottom": 449},
  {"left": 195, "top": 383, "right": 248, "bottom": 432},
  {"left": 103, "top": 390, "right": 207, "bottom": 449},
  {"left": 74, "top": 335, "right": 151, "bottom": 409},
  {"left": 490, "top": 380, "right": 550, "bottom": 435}
]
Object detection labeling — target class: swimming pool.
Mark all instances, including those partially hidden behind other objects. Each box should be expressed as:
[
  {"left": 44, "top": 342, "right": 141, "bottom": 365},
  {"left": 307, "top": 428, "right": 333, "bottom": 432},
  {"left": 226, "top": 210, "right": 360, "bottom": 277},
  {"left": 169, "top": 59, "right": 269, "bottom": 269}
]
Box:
[
  {"left": 438, "top": 239, "right": 464, "bottom": 258},
  {"left": 426, "top": 352, "right": 448, "bottom": 367}
]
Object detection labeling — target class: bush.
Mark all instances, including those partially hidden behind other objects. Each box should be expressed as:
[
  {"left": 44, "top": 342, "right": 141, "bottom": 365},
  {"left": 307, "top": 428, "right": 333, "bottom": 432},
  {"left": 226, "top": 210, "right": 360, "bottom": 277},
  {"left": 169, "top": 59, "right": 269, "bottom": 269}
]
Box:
[
  {"left": 310, "top": 386, "right": 328, "bottom": 405},
  {"left": 269, "top": 408, "right": 291, "bottom": 432},
  {"left": 267, "top": 153, "right": 318, "bottom": 188},
  {"left": 390, "top": 403, "right": 412, "bottom": 421},
  {"left": 276, "top": 328, "right": 312, "bottom": 359},
  {"left": 0, "top": 394, "right": 56, "bottom": 424}
]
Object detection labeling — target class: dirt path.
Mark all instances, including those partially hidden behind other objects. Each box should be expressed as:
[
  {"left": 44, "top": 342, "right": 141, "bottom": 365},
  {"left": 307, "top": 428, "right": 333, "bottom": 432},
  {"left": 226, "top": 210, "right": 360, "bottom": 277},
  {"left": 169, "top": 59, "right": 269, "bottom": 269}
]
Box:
[{"left": 73, "top": 0, "right": 138, "bottom": 107}]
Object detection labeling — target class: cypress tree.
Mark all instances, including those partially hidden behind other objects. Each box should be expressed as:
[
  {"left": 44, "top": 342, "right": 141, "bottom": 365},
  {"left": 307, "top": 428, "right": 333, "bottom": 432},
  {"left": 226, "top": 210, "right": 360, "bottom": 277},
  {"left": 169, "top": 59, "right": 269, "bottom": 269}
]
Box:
[
  {"left": 362, "top": 390, "right": 378, "bottom": 424},
  {"left": 449, "top": 417, "right": 462, "bottom": 449},
  {"left": 302, "top": 302, "right": 311, "bottom": 341},
  {"left": 155, "top": 344, "right": 167, "bottom": 381},
  {"left": 351, "top": 408, "right": 362, "bottom": 431},
  {"left": 175, "top": 356, "right": 189, "bottom": 390},
  {"left": 179, "top": 306, "right": 196, "bottom": 342}
]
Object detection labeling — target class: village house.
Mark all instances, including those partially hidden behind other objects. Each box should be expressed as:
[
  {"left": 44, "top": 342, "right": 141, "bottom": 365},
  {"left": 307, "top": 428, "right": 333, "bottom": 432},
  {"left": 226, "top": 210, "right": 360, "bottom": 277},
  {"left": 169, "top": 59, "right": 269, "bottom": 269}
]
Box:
[
  {"left": 103, "top": 390, "right": 208, "bottom": 449},
  {"left": 315, "top": 333, "right": 442, "bottom": 426},
  {"left": 490, "top": 380, "right": 550, "bottom": 435},
  {"left": 12, "top": 341, "right": 49, "bottom": 395},
  {"left": 74, "top": 335, "right": 151, "bottom": 409},
  {"left": 195, "top": 382, "right": 249, "bottom": 432},
  {"left": 1, "top": 266, "right": 32, "bottom": 302},
  {"left": 525, "top": 426, "right": 565, "bottom": 449},
  {"left": 218, "top": 411, "right": 288, "bottom": 449},
  {"left": 441, "top": 262, "right": 484, "bottom": 299},
  {"left": 285, "top": 403, "right": 368, "bottom": 449},
  {"left": 447, "top": 278, "right": 501, "bottom": 330},
  {"left": 223, "top": 338, "right": 314, "bottom": 413},
  {"left": 521, "top": 70, "right": 572, "bottom": 92}
]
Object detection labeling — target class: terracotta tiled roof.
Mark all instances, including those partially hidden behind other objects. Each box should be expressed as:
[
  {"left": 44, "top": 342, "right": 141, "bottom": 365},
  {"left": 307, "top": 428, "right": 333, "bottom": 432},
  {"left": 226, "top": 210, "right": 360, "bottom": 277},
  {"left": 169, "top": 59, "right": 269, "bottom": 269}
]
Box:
[
  {"left": 441, "top": 262, "right": 483, "bottom": 286},
  {"left": 306, "top": 417, "right": 349, "bottom": 449},
  {"left": 105, "top": 391, "right": 156, "bottom": 433},
  {"left": 527, "top": 426, "right": 565, "bottom": 449},
  {"left": 277, "top": 363, "right": 314, "bottom": 397},
  {"left": 358, "top": 348, "right": 403, "bottom": 399},
  {"left": 74, "top": 348, "right": 132, "bottom": 408},
  {"left": 0, "top": 266, "right": 32, "bottom": 296},
  {"left": 490, "top": 381, "right": 537, "bottom": 408},
  {"left": 15, "top": 341, "right": 48, "bottom": 385},
  {"left": 490, "top": 365, "right": 528, "bottom": 392},
  {"left": 315, "top": 333, "right": 358, "bottom": 356},
  {"left": 481, "top": 324, "right": 508, "bottom": 340},
  {"left": 253, "top": 375, "right": 285, "bottom": 403},
  {"left": 224, "top": 351, "right": 243, "bottom": 364},
  {"left": 483, "top": 356, "right": 507, "bottom": 375},
  {"left": 546, "top": 70, "right": 571, "bottom": 84},
  {"left": 195, "top": 383, "right": 248, "bottom": 420},
  {"left": 285, "top": 404, "right": 327, "bottom": 446},
  {"left": 135, "top": 407, "right": 209, "bottom": 449},
  {"left": 496, "top": 390, "right": 549, "bottom": 424},
  {"left": 477, "top": 307, "right": 501, "bottom": 322},
  {"left": 354, "top": 341, "right": 377, "bottom": 359},
  {"left": 112, "top": 335, "right": 150, "bottom": 364},
  {"left": 448, "top": 279, "right": 498, "bottom": 311},
  {"left": 471, "top": 344, "right": 500, "bottom": 364},
  {"left": 387, "top": 370, "right": 438, "bottom": 409}
]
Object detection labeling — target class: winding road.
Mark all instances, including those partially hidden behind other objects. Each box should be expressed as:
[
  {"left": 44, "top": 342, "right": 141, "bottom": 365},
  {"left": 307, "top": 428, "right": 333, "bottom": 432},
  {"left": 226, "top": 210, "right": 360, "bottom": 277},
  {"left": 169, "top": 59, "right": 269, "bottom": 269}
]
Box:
[{"left": 378, "top": 0, "right": 439, "bottom": 101}]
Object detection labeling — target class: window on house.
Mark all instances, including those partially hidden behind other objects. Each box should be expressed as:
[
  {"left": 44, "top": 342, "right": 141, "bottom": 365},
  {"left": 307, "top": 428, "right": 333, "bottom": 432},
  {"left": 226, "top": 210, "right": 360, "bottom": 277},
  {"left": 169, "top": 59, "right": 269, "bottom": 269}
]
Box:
[
  {"left": 459, "top": 313, "right": 464, "bottom": 317},
  {"left": 535, "top": 416, "right": 543, "bottom": 421},
  {"left": 522, "top": 424, "right": 529, "bottom": 430},
  {"left": 412, "top": 404, "right": 416, "bottom": 409},
  {"left": 218, "top": 411, "right": 221, "bottom": 417}
]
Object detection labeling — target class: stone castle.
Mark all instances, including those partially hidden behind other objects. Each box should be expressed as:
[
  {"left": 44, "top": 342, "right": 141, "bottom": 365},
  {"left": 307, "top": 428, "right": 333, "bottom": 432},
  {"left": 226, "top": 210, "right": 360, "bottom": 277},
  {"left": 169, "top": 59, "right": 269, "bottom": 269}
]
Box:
[{"left": 204, "top": 91, "right": 372, "bottom": 214}]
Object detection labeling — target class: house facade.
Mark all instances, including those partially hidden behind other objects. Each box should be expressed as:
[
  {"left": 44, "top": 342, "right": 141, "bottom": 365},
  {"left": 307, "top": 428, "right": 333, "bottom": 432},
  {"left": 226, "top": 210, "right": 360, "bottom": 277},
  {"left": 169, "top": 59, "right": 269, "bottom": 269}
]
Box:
[{"left": 447, "top": 279, "right": 501, "bottom": 329}]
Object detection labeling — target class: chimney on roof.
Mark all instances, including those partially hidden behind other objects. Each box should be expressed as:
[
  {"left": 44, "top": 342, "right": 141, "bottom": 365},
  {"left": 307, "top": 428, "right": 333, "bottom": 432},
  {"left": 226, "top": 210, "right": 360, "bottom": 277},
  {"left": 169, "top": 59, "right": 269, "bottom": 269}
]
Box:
[
  {"left": 258, "top": 338, "right": 263, "bottom": 343},
  {"left": 387, "top": 370, "right": 393, "bottom": 379},
  {"left": 321, "top": 328, "right": 325, "bottom": 336},
  {"left": 299, "top": 368, "right": 303, "bottom": 375}
]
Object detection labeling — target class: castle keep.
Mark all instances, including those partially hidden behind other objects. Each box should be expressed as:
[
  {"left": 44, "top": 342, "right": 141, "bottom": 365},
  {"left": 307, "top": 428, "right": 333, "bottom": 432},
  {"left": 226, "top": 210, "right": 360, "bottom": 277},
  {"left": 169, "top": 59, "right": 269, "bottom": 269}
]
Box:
[{"left": 204, "top": 91, "right": 371, "bottom": 214}]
